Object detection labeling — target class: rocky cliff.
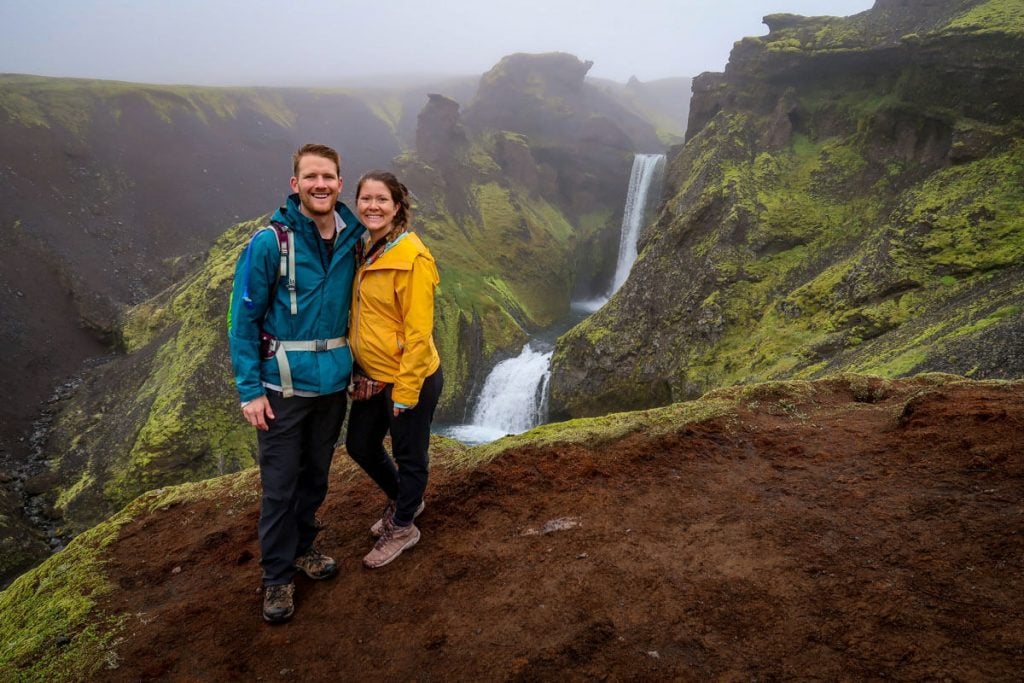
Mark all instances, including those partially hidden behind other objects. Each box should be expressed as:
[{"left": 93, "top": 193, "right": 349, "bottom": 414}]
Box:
[
  {"left": 466, "top": 53, "right": 666, "bottom": 298},
  {"left": 551, "top": 0, "right": 1024, "bottom": 417}
]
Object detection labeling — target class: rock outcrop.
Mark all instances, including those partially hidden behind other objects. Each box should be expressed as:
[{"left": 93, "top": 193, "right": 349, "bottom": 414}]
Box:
[
  {"left": 415, "top": 93, "right": 467, "bottom": 166},
  {"left": 551, "top": 0, "right": 1024, "bottom": 417}
]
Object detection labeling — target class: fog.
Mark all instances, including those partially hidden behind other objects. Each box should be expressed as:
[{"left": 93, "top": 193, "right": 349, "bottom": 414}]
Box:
[{"left": 1, "top": 0, "right": 874, "bottom": 86}]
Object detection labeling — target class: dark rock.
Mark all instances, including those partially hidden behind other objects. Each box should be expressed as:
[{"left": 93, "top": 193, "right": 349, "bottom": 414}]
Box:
[
  {"left": 23, "top": 470, "right": 59, "bottom": 496},
  {"left": 416, "top": 94, "right": 466, "bottom": 167}
]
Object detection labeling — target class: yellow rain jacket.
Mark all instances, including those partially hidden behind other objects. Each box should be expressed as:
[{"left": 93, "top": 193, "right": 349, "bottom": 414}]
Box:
[{"left": 350, "top": 232, "right": 441, "bottom": 407}]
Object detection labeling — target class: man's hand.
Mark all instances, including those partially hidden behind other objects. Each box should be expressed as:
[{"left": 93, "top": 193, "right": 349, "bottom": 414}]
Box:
[{"left": 242, "top": 395, "right": 275, "bottom": 431}]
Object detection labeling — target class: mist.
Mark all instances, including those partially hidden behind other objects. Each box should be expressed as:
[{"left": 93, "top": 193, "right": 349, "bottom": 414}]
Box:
[{"left": 1, "top": 0, "right": 874, "bottom": 86}]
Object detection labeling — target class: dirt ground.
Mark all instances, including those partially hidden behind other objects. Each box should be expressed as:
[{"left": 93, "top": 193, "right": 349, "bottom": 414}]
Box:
[{"left": 99, "top": 379, "right": 1023, "bottom": 680}]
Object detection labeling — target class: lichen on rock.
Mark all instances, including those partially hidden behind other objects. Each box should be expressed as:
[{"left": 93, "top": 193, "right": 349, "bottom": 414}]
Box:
[{"left": 550, "top": 0, "right": 1024, "bottom": 418}]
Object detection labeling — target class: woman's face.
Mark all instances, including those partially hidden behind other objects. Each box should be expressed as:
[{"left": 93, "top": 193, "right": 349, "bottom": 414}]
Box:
[{"left": 356, "top": 179, "right": 397, "bottom": 236}]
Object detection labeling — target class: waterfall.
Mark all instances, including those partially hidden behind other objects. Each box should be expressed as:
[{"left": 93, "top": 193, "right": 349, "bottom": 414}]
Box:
[
  {"left": 443, "top": 343, "right": 553, "bottom": 445},
  {"left": 610, "top": 153, "right": 665, "bottom": 295},
  {"left": 570, "top": 152, "right": 664, "bottom": 313},
  {"left": 443, "top": 153, "right": 666, "bottom": 444}
]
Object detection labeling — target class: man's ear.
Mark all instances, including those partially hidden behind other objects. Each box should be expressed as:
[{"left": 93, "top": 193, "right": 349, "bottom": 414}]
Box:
[{"left": 290, "top": 176, "right": 299, "bottom": 193}]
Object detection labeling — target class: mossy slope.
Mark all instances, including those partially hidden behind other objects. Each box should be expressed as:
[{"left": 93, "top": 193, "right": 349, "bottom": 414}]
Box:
[
  {"left": 550, "top": 0, "right": 1024, "bottom": 417},
  {"left": 0, "top": 469, "right": 262, "bottom": 682},
  {"left": 44, "top": 219, "right": 261, "bottom": 534}
]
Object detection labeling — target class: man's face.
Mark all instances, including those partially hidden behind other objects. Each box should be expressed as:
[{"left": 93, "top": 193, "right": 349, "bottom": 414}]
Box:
[{"left": 290, "top": 154, "right": 342, "bottom": 218}]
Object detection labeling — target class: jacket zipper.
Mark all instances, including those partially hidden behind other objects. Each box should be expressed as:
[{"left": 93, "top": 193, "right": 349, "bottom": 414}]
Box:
[{"left": 351, "top": 269, "right": 364, "bottom": 361}]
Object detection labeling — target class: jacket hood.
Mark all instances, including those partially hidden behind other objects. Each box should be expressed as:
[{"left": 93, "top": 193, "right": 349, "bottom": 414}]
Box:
[{"left": 368, "top": 232, "right": 436, "bottom": 269}]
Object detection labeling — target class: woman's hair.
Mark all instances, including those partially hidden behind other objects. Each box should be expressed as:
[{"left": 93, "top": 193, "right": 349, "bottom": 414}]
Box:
[{"left": 355, "top": 170, "right": 412, "bottom": 242}]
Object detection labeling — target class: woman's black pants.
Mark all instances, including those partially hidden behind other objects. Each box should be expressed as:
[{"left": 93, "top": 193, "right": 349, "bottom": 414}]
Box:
[{"left": 345, "top": 367, "right": 443, "bottom": 527}]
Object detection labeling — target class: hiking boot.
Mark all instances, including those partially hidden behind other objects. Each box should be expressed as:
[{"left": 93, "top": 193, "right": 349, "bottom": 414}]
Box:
[
  {"left": 262, "top": 583, "right": 295, "bottom": 623},
  {"left": 294, "top": 547, "right": 337, "bottom": 580},
  {"left": 364, "top": 523, "right": 421, "bottom": 568},
  {"left": 370, "top": 500, "right": 426, "bottom": 537}
]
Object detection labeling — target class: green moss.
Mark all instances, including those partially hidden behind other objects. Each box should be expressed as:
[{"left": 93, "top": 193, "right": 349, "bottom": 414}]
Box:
[
  {"left": 0, "top": 470, "right": 263, "bottom": 681},
  {"left": 941, "top": 0, "right": 1024, "bottom": 36},
  {"left": 55, "top": 471, "right": 96, "bottom": 512},
  {"left": 0, "top": 509, "right": 130, "bottom": 680},
  {"left": 455, "top": 394, "right": 737, "bottom": 469},
  {"left": 894, "top": 141, "right": 1024, "bottom": 274},
  {"left": 51, "top": 218, "right": 266, "bottom": 526},
  {"left": 359, "top": 93, "right": 404, "bottom": 137},
  {"left": 953, "top": 304, "right": 1021, "bottom": 336},
  {"left": 566, "top": 56, "right": 1023, "bottom": 415},
  {"left": 0, "top": 75, "right": 299, "bottom": 137},
  {"left": 0, "top": 90, "right": 50, "bottom": 128}
]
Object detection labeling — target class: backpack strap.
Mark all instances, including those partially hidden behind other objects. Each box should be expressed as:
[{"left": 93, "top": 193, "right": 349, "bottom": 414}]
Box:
[
  {"left": 261, "top": 333, "right": 348, "bottom": 398},
  {"left": 270, "top": 221, "right": 297, "bottom": 316},
  {"left": 241, "top": 222, "right": 297, "bottom": 316}
]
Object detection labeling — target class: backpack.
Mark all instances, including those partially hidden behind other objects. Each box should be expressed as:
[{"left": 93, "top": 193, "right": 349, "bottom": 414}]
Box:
[{"left": 241, "top": 220, "right": 297, "bottom": 316}]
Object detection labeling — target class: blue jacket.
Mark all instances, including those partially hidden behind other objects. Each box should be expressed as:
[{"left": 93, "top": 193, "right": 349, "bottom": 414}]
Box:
[{"left": 228, "top": 194, "right": 365, "bottom": 402}]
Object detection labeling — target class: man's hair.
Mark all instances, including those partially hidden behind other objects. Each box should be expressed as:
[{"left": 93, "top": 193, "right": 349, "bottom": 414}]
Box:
[{"left": 292, "top": 143, "right": 341, "bottom": 177}]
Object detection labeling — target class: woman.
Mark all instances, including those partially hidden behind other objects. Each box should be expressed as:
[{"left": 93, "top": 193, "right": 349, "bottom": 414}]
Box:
[{"left": 346, "top": 170, "right": 443, "bottom": 569}]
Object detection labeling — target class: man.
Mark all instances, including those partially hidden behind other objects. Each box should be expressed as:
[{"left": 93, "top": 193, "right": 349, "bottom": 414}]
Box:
[{"left": 228, "top": 143, "right": 364, "bottom": 623}]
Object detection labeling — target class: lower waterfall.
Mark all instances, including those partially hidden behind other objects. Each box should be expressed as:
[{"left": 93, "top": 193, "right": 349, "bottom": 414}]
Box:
[{"left": 441, "top": 343, "right": 553, "bottom": 445}]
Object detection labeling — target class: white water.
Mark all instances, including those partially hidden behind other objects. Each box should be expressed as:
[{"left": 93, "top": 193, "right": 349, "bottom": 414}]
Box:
[
  {"left": 611, "top": 153, "right": 666, "bottom": 294},
  {"left": 443, "top": 343, "right": 553, "bottom": 445},
  {"left": 572, "top": 153, "right": 666, "bottom": 311}
]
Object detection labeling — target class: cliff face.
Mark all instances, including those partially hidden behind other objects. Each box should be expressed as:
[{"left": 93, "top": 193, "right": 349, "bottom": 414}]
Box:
[
  {"left": 550, "top": 0, "right": 1024, "bottom": 417},
  {"left": 465, "top": 53, "right": 666, "bottom": 297},
  {"left": 403, "top": 55, "right": 667, "bottom": 412},
  {"left": 32, "top": 54, "right": 663, "bottom": 535}
]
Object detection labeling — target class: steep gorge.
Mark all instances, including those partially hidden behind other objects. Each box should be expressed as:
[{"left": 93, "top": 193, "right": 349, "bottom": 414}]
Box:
[
  {"left": 20, "top": 54, "right": 664, "bottom": 546},
  {"left": 0, "top": 77, "right": 409, "bottom": 582},
  {"left": 551, "top": 0, "right": 1024, "bottom": 417}
]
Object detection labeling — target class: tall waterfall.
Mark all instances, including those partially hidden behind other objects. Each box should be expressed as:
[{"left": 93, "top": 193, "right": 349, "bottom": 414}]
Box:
[
  {"left": 444, "top": 343, "right": 553, "bottom": 445},
  {"left": 610, "top": 153, "right": 666, "bottom": 295},
  {"left": 572, "top": 152, "right": 665, "bottom": 313}
]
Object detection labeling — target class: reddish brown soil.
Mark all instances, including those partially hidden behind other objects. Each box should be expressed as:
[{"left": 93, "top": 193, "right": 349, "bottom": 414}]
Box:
[{"left": 100, "top": 379, "right": 1024, "bottom": 680}]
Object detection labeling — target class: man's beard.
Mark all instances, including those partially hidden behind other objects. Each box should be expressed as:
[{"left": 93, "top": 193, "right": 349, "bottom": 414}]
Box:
[{"left": 300, "top": 194, "right": 335, "bottom": 216}]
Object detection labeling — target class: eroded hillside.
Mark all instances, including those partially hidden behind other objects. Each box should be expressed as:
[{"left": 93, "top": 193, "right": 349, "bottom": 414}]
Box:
[
  {"left": 1, "top": 375, "right": 1021, "bottom": 680},
  {"left": 0, "top": 78, "right": 407, "bottom": 580}
]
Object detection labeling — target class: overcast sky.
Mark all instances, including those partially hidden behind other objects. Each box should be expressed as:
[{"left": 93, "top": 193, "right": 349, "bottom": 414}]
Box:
[{"left": 1, "top": 0, "right": 874, "bottom": 86}]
